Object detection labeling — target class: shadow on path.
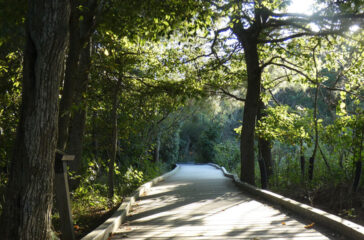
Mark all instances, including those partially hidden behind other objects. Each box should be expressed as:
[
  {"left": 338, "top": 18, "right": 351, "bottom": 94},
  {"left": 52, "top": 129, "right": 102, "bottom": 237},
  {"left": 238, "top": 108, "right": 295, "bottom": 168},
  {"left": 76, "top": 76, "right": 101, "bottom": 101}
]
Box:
[{"left": 111, "top": 164, "right": 337, "bottom": 240}]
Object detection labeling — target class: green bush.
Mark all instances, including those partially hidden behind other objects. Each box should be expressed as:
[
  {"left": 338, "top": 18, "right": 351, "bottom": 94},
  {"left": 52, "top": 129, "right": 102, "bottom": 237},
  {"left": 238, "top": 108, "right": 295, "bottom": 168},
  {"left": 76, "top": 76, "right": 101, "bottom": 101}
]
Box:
[
  {"left": 213, "top": 140, "right": 240, "bottom": 174},
  {"left": 70, "top": 161, "right": 112, "bottom": 215},
  {"left": 119, "top": 166, "right": 144, "bottom": 195},
  {"left": 197, "top": 125, "right": 221, "bottom": 163}
]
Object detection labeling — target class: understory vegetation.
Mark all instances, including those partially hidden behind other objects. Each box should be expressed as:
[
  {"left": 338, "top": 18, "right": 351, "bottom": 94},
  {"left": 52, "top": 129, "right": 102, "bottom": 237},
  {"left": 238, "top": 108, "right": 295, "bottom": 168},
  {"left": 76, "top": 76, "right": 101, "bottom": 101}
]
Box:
[{"left": 0, "top": 0, "right": 363, "bottom": 239}]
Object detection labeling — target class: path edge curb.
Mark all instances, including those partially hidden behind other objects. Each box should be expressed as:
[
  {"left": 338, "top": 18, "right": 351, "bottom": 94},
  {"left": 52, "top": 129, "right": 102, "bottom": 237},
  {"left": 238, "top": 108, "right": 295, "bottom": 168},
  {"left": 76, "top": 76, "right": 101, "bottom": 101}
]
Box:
[
  {"left": 208, "top": 163, "right": 364, "bottom": 240},
  {"left": 81, "top": 164, "right": 180, "bottom": 240}
]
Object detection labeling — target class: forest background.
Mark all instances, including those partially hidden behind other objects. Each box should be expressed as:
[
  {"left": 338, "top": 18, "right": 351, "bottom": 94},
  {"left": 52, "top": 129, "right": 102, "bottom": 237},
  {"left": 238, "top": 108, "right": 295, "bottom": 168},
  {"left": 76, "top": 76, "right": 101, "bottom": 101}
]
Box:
[{"left": 0, "top": 0, "right": 363, "bottom": 239}]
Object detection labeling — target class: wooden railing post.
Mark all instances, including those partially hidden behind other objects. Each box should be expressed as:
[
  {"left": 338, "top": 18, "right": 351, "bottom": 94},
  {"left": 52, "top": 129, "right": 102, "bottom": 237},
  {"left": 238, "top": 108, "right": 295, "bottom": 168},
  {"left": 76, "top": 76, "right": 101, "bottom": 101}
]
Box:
[{"left": 55, "top": 150, "right": 75, "bottom": 240}]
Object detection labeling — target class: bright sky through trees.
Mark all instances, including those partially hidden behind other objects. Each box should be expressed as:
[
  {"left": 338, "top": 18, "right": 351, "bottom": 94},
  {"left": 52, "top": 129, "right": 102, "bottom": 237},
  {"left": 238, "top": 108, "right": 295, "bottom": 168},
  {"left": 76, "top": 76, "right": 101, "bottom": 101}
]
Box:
[
  {"left": 289, "top": 0, "right": 361, "bottom": 32},
  {"left": 288, "top": 0, "right": 315, "bottom": 14},
  {"left": 288, "top": 0, "right": 322, "bottom": 31}
]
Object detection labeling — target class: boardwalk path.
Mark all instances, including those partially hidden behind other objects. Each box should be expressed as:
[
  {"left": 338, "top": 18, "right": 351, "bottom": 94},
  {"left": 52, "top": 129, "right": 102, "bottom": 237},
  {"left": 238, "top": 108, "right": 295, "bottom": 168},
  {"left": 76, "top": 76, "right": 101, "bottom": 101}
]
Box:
[{"left": 111, "top": 164, "right": 335, "bottom": 239}]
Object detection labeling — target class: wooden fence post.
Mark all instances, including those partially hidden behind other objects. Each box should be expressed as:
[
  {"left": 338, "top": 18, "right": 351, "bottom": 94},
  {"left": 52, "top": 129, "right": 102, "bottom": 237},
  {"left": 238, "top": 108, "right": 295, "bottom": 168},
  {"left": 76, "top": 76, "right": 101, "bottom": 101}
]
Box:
[{"left": 55, "top": 150, "right": 75, "bottom": 240}]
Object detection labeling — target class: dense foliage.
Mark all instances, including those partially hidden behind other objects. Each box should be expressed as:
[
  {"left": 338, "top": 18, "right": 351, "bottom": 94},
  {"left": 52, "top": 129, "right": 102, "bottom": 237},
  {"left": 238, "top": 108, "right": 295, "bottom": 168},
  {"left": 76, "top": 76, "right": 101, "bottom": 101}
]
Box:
[{"left": 0, "top": 0, "right": 363, "bottom": 238}]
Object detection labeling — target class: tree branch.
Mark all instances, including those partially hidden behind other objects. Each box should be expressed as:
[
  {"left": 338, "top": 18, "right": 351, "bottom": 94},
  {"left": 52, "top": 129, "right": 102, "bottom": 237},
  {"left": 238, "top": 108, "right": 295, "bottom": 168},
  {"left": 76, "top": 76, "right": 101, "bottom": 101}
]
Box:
[
  {"left": 218, "top": 88, "right": 246, "bottom": 102},
  {"left": 259, "top": 30, "right": 342, "bottom": 44},
  {"left": 267, "top": 88, "right": 281, "bottom": 106},
  {"left": 269, "top": 62, "right": 314, "bottom": 83}
]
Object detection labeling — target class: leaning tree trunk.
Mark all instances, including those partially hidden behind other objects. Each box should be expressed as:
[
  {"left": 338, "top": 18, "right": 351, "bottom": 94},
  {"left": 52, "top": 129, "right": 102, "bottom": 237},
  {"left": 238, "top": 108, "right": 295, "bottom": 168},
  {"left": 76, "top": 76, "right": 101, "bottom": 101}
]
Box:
[{"left": 0, "top": 1, "right": 70, "bottom": 239}]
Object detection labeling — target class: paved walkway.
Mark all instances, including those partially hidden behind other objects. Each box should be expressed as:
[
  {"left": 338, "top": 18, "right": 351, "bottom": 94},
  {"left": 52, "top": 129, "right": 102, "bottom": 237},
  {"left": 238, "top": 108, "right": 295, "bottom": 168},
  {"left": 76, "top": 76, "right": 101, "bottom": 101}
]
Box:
[{"left": 111, "top": 164, "right": 336, "bottom": 239}]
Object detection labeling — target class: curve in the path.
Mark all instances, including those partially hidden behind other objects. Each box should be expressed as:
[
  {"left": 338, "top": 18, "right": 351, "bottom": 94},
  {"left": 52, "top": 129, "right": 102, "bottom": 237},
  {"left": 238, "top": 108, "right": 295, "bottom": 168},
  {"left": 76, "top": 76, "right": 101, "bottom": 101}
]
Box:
[{"left": 111, "top": 164, "right": 338, "bottom": 240}]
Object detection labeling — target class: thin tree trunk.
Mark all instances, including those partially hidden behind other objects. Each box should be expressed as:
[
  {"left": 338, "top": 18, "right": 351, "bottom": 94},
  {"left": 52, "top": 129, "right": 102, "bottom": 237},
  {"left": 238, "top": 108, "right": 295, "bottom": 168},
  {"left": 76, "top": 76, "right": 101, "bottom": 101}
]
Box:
[
  {"left": 300, "top": 140, "right": 305, "bottom": 180},
  {"left": 318, "top": 144, "right": 331, "bottom": 171},
  {"left": 153, "top": 133, "right": 161, "bottom": 163},
  {"left": 258, "top": 152, "right": 267, "bottom": 189},
  {"left": 92, "top": 110, "right": 99, "bottom": 159},
  {"left": 309, "top": 45, "right": 320, "bottom": 181},
  {"left": 257, "top": 98, "right": 273, "bottom": 180},
  {"left": 353, "top": 160, "right": 362, "bottom": 192},
  {"left": 0, "top": 1, "right": 70, "bottom": 239},
  {"left": 108, "top": 79, "right": 121, "bottom": 200},
  {"left": 184, "top": 137, "right": 191, "bottom": 160},
  {"left": 352, "top": 120, "right": 364, "bottom": 192}
]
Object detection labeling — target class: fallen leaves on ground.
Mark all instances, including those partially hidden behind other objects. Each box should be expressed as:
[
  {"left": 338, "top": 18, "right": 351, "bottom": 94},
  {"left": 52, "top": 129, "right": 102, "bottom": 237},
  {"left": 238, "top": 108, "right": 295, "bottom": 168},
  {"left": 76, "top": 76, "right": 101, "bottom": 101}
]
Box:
[{"left": 304, "top": 222, "right": 315, "bottom": 229}]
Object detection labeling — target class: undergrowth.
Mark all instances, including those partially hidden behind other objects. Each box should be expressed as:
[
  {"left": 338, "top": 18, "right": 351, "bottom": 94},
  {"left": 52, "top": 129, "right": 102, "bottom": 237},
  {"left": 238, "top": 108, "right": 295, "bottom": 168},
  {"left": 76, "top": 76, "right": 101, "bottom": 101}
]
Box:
[{"left": 52, "top": 159, "right": 167, "bottom": 239}]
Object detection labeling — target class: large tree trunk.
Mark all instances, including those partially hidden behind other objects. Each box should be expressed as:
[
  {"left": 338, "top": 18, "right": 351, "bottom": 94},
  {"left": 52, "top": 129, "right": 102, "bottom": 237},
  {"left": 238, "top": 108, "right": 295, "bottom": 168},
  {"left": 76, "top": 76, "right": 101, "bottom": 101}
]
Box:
[
  {"left": 66, "top": 39, "right": 92, "bottom": 190},
  {"left": 239, "top": 41, "right": 261, "bottom": 185},
  {"left": 0, "top": 1, "right": 70, "bottom": 239},
  {"left": 231, "top": 12, "right": 263, "bottom": 186}
]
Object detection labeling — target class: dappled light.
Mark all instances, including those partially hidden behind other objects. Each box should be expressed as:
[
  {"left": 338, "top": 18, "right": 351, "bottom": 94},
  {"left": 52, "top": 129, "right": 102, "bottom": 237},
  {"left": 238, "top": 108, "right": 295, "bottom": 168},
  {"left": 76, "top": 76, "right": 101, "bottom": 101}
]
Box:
[
  {"left": 0, "top": 0, "right": 362, "bottom": 239},
  {"left": 111, "top": 165, "right": 332, "bottom": 239}
]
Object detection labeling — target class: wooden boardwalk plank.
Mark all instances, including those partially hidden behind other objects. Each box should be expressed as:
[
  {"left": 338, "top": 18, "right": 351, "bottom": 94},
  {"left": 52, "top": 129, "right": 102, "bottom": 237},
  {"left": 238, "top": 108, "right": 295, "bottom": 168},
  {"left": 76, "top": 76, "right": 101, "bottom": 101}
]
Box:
[{"left": 111, "top": 164, "right": 339, "bottom": 240}]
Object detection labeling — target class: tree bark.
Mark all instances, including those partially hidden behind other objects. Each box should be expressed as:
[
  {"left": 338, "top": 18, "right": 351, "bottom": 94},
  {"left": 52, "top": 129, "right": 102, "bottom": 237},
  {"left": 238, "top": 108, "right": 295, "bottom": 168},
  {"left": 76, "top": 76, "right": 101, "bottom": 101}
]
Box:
[
  {"left": 153, "top": 133, "right": 161, "bottom": 163},
  {"left": 308, "top": 86, "right": 319, "bottom": 181},
  {"left": 237, "top": 37, "right": 261, "bottom": 185},
  {"left": 57, "top": 3, "right": 82, "bottom": 150},
  {"left": 258, "top": 156, "right": 267, "bottom": 189},
  {"left": 66, "top": 39, "right": 92, "bottom": 190},
  {"left": 0, "top": 1, "right": 70, "bottom": 239},
  {"left": 352, "top": 160, "right": 362, "bottom": 193},
  {"left": 257, "top": 99, "right": 273, "bottom": 180},
  {"left": 352, "top": 122, "right": 364, "bottom": 193},
  {"left": 308, "top": 45, "right": 320, "bottom": 181},
  {"left": 108, "top": 78, "right": 121, "bottom": 200},
  {"left": 300, "top": 140, "right": 305, "bottom": 180},
  {"left": 230, "top": 7, "right": 265, "bottom": 186},
  {"left": 91, "top": 110, "right": 99, "bottom": 159},
  {"left": 58, "top": 0, "right": 99, "bottom": 151},
  {"left": 300, "top": 155, "right": 305, "bottom": 177},
  {"left": 308, "top": 156, "right": 315, "bottom": 181}
]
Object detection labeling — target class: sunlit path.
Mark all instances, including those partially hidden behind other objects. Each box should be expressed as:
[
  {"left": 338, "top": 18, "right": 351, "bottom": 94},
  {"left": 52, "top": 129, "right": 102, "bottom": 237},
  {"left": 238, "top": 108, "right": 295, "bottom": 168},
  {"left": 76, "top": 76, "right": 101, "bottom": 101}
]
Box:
[{"left": 111, "top": 164, "right": 336, "bottom": 239}]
